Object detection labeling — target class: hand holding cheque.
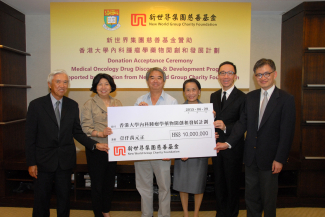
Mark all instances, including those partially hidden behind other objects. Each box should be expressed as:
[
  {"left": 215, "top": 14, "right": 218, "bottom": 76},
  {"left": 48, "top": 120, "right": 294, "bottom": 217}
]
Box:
[
  {"left": 107, "top": 103, "right": 217, "bottom": 161},
  {"left": 213, "top": 119, "right": 229, "bottom": 153}
]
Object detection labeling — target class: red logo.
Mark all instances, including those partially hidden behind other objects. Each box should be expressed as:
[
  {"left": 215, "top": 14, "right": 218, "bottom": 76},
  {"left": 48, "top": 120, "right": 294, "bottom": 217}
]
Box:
[
  {"left": 131, "top": 14, "right": 146, "bottom": 26},
  {"left": 114, "top": 146, "right": 126, "bottom": 156}
]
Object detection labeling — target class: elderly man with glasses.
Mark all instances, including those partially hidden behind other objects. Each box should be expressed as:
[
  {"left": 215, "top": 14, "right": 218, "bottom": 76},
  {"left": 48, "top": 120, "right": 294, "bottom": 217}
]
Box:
[{"left": 25, "top": 70, "right": 108, "bottom": 217}]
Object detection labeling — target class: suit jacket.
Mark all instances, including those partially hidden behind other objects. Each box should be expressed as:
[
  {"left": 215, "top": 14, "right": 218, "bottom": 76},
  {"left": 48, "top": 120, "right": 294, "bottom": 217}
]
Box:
[
  {"left": 210, "top": 86, "right": 246, "bottom": 156},
  {"left": 81, "top": 94, "right": 122, "bottom": 144},
  {"left": 25, "top": 94, "right": 97, "bottom": 172},
  {"left": 227, "top": 86, "right": 296, "bottom": 170}
]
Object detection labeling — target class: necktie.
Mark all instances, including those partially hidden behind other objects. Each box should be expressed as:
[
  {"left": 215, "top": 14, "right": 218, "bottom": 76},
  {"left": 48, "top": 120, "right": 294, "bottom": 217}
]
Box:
[
  {"left": 258, "top": 91, "right": 268, "bottom": 128},
  {"left": 221, "top": 91, "right": 227, "bottom": 109},
  {"left": 55, "top": 101, "right": 60, "bottom": 129}
]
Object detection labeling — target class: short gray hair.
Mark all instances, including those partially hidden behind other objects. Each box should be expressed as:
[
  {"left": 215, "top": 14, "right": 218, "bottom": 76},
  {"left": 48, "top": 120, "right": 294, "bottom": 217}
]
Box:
[
  {"left": 146, "top": 67, "right": 166, "bottom": 82},
  {"left": 47, "top": 69, "right": 69, "bottom": 84}
]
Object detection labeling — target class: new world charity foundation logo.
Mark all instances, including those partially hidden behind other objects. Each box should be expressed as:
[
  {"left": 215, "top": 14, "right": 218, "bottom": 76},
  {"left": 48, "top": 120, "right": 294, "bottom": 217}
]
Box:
[
  {"left": 103, "top": 9, "right": 121, "bottom": 31},
  {"left": 131, "top": 14, "right": 146, "bottom": 26},
  {"left": 114, "top": 146, "right": 126, "bottom": 156}
]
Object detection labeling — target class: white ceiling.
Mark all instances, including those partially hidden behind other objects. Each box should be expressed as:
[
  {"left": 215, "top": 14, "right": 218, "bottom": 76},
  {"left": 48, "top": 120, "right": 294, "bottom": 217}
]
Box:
[{"left": 1, "top": 0, "right": 324, "bottom": 15}]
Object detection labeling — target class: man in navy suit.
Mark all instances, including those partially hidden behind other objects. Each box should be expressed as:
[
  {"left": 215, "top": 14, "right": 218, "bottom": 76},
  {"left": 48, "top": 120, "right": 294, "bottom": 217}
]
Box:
[
  {"left": 26, "top": 70, "right": 109, "bottom": 217},
  {"left": 210, "top": 61, "right": 246, "bottom": 217},
  {"left": 216, "top": 59, "right": 296, "bottom": 217}
]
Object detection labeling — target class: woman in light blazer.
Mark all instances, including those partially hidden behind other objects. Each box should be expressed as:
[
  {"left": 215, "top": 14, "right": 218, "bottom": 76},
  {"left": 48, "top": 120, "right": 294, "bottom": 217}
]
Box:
[{"left": 81, "top": 73, "right": 122, "bottom": 217}]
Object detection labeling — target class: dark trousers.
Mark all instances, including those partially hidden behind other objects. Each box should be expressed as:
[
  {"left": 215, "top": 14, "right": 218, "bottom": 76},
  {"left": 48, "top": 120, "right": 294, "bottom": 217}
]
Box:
[
  {"left": 33, "top": 166, "right": 72, "bottom": 217},
  {"left": 245, "top": 161, "right": 279, "bottom": 217},
  {"left": 86, "top": 148, "right": 117, "bottom": 217},
  {"left": 212, "top": 151, "right": 242, "bottom": 217}
]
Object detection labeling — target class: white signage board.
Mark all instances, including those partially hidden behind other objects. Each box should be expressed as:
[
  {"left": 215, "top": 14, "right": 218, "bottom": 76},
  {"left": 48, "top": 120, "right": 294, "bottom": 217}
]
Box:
[{"left": 107, "top": 104, "right": 217, "bottom": 161}]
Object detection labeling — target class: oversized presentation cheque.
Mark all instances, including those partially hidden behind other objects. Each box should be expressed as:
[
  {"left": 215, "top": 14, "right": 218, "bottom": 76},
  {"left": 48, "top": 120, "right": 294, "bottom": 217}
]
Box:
[{"left": 107, "top": 103, "right": 217, "bottom": 161}]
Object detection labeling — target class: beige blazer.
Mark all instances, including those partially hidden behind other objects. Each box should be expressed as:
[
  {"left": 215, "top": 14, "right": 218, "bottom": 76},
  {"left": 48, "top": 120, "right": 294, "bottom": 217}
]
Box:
[{"left": 81, "top": 94, "right": 122, "bottom": 144}]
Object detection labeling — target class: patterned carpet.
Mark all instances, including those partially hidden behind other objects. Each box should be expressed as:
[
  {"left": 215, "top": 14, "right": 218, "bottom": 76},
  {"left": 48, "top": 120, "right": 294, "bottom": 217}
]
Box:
[{"left": 1, "top": 207, "right": 325, "bottom": 217}]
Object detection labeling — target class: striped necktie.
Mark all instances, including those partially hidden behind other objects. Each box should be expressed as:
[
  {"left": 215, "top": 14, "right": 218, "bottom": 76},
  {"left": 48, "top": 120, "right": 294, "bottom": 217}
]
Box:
[
  {"left": 55, "top": 101, "right": 60, "bottom": 129},
  {"left": 258, "top": 91, "right": 268, "bottom": 129}
]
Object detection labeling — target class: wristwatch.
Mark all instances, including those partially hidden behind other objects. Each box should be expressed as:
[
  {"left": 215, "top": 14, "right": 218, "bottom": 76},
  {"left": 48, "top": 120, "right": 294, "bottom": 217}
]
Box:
[{"left": 92, "top": 143, "right": 97, "bottom": 150}]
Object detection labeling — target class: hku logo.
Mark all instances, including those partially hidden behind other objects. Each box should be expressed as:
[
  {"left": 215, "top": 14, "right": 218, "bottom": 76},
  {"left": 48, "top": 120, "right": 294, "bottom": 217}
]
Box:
[
  {"left": 114, "top": 146, "right": 126, "bottom": 156},
  {"left": 131, "top": 14, "right": 146, "bottom": 26},
  {"left": 103, "top": 9, "right": 121, "bottom": 31}
]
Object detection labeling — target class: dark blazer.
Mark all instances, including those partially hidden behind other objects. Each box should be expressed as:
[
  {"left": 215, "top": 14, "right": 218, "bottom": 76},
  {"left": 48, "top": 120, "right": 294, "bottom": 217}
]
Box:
[
  {"left": 210, "top": 86, "right": 246, "bottom": 156},
  {"left": 227, "top": 86, "right": 296, "bottom": 170},
  {"left": 25, "top": 94, "right": 96, "bottom": 172}
]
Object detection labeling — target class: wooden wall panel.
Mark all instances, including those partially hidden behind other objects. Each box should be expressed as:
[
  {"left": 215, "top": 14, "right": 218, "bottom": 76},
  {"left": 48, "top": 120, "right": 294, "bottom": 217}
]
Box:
[
  {"left": 301, "top": 126, "right": 325, "bottom": 157},
  {"left": 302, "top": 90, "right": 325, "bottom": 121},
  {"left": 0, "top": 88, "right": 27, "bottom": 122},
  {"left": 0, "top": 1, "right": 27, "bottom": 202},
  {"left": 0, "top": 49, "right": 26, "bottom": 84},
  {"left": 304, "top": 15, "right": 325, "bottom": 48},
  {"left": 0, "top": 169, "right": 4, "bottom": 198},
  {"left": 0, "top": 122, "right": 26, "bottom": 161},
  {"left": 299, "top": 170, "right": 325, "bottom": 197},
  {"left": 282, "top": 1, "right": 325, "bottom": 204},
  {"left": 0, "top": 3, "right": 25, "bottom": 51},
  {"left": 304, "top": 53, "right": 325, "bottom": 85},
  {"left": 281, "top": 12, "right": 304, "bottom": 159},
  {"left": 0, "top": 1, "right": 24, "bottom": 22}
]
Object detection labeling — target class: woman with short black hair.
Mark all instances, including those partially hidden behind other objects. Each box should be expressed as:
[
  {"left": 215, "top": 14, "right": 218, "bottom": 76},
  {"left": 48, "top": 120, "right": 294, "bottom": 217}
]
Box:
[{"left": 81, "top": 73, "right": 122, "bottom": 217}]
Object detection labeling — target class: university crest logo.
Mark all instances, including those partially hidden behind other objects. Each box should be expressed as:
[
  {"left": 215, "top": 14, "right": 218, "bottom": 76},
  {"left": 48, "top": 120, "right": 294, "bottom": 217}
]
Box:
[{"left": 103, "top": 9, "right": 121, "bottom": 31}]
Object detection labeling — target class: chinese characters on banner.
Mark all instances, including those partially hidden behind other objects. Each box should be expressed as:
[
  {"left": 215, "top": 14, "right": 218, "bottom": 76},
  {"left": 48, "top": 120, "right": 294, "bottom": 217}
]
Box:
[
  {"left": 51, "top": 2, "right": 251, "bottom": 88},
  {"left": 107, "top": 104, "right": 217, "bottom": 161}
]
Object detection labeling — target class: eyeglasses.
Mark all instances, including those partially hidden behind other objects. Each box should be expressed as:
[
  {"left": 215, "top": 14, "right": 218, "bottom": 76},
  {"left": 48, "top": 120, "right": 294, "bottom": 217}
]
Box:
[
  {"left": 255, "top": 71, "right": 274, "bottom": 79},
  {"left": 218, "top": 71, "right": 235, "bottom": 76}
]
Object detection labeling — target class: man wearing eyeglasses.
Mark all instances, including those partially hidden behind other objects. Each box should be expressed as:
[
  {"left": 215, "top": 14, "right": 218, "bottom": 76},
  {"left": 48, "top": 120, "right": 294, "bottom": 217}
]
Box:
[
  {"left": 210, "top": 61, "right": 246, "bottom": 217},
  {"left": 216, "top": 58, "right": 296, "bottom": 217}
]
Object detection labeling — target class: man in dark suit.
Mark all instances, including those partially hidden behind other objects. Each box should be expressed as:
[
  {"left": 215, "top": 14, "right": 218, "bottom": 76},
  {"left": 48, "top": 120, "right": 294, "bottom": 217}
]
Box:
[
  {"left": 216, "top": 59, "right": 296, "bottom": 217},
  {"left": 25, "top": 70, "right": 109, "bottom": 217},
  {"left": 210, "top": 61, "right": 246, "bottom": 217}
]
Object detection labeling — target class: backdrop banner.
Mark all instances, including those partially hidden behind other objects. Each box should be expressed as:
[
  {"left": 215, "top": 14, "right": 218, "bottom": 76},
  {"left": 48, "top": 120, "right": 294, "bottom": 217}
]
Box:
[{"left": 51, "top": 2, "right": 251, "bottom": 88}]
